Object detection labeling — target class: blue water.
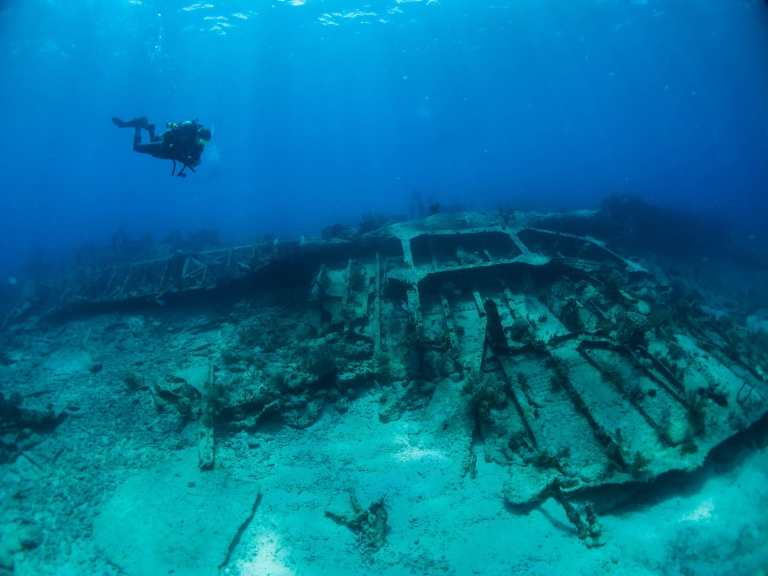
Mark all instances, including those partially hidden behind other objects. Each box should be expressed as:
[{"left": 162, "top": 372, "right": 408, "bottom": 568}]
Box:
[{"left": 1, "top": 0, "right": 767, "bottom": 277}]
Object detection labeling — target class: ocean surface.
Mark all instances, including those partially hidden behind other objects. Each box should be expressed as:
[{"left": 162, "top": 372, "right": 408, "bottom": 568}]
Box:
[{"left": 1, "top": 1, "right": 768, "bottom": 575}]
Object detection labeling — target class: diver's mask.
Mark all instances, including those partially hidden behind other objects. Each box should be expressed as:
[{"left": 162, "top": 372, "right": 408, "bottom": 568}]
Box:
[{"left": 197, "top": 127, "right": 212, "bottom": 147}]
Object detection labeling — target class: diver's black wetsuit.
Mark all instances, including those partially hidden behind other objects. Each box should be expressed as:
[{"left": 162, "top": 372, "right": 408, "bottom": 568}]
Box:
[{"left": 113, "top": 117, "right": 205, "bottom": 177}]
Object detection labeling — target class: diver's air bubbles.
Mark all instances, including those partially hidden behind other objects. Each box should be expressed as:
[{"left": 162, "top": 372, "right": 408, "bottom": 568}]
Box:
[{"left": 146, "top": 12, "right": 164, "bottom": 65}]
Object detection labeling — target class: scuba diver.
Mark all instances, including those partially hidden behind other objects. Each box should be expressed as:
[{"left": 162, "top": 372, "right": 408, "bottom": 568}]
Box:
[{"left": 112, "top": 116, "right": 211, "bottom": 178}]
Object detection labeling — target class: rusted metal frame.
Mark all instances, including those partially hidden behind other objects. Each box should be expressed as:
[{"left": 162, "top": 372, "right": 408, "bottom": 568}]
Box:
[
  {"left": 251, "top": 237, "right": 259, "bottom": 261},
  {"left": 499, "top": 279, "right": 522, "bottom": 318},
  {"left": 438, "top": 289, "right": 460, "bottom": 360},
  {"left": 196, "top": 362, "right": 217, "bottom": 470},
  {"left": 577, "top": 343, "right": 676, "bottom": 447},
  {"left": 373, "top": 252, "right": 382, "bottom": 353},
  {"left": 526, "top": 226, "right": 617, "bottom": 261},
  {"left": 181, "top": 256, "right": 191, "bottom": 280},
  {"left": 586, "top": 298, "right": 609, "bottom": 321},
  {"left": 34, "top": 288, "right": 60, "bottom": 318},
  {"left": 157, "top": 258, "right": 172, "bottom": 292},
  {"left": 553, "top": 258, "right": 602, "bottom": 273},
  {"left": 496, "top": 355, "right": 540, "bottom": 451},
  {"left": 52, "top": 286, "right": 68, "bottom": 308},
  {"left": 105, "top": 281, "right": 126, "bottom": 300},
  {"left": 139, "top": 263, "right": 153, "bottom": 289},
  {"left": 477, "top": 287, "right": 509, "bottom": 373},
  {"left": 479, "top": 338, "right": 500, "bottom": 374},
  {"left": 427, "top": 238, "right": 440, "bottom": 271},
  {"left": 545, "top": 350, "right": 629, "bottom": 469},
  {"left": 131, "top": 249, "right": 233, "bottom": 269},
  {"left": 342, "top": 259, "right": 354, "bottom": 309},
  {"left": 10, "top": 244, "right": 257, "bottom": 306},
  {"left": 358, "top": 261, "right": 370, "bottom": 304},
  {"left": 737, "top": 380, "right": 755, "bottom": 405},
  {"left": 509, "top": 233, "right": 530, "bottom": 255},
  {"left": 102, "top": 269, "right": 118, "bottom": 297},
  {"left": 70, "top": 283, "right": 82, "bottom": 300},
  {"left": 547, "top": 331, "right": 587, "bottom": 345},
  {"left": 184, "top": 257, "right": 206, "bottom": 277},
  {"left": 186, "top": 266, "right": 206, "bottom": 280},
  {"left": 630, "top": 347, "right": 688, "bottom": 401},
  {"left": 381, "top": 257, "right": 391, "bottom": 287},
  {"left": 471, "top": 285, "right": 486, "bottom": 318},
  {"left": 478, "top": 312, "right": 495, "bottom": 374},
  {"left": 691, "top": 323, "right": 767, "bottom": 386},
  {"left": 105, "top": 288, "right": 121, "bottom": 300},
  {"left": 180, "top": 257, "right": 208, "bottom": 290},
  {"left": 401, "top": 238, "right": 415, "bottom": 269},
  {"left": 341, "top": 260, "right": 370, "bottom": 327},
  {"left": 633, "top": 345, "right": 686, "bottom": 394},
  {"left": 497, "top": 356, "right": 541, "bottom": 416},
  {"left": 406, "top": 285, "right": 423, "bottom": 331},
  {"left": 43, "top": 286, "right": 62, "bottom": 310},
  {"left": 580, "top": 340, "right": 686, "bottom": 404},
  {"left": 117, "top": 270, "right": 132, "bottom": 298}
]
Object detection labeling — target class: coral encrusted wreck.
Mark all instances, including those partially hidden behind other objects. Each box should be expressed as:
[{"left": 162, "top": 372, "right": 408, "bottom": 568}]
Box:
[{"left": 1, "top": 200, "right": 767, "bottom": 568}]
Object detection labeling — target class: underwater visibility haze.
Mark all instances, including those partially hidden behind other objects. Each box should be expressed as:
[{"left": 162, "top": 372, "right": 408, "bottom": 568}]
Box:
[
  {"left": 1, "top": 0, "right": 768, "bottom": 273},
  {"left": 1, "top": 0, "right": 768, "bottom": 575}
]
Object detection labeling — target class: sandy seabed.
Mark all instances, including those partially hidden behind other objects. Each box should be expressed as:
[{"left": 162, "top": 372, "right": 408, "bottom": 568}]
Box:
[{"left": 1, "top": 317, "right": 767, "bottom": 576}]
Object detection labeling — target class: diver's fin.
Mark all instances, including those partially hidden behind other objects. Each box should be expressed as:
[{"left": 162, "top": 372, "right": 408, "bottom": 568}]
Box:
[{"left": 112, "top": 117, "right": 149, "bottom": 129}]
